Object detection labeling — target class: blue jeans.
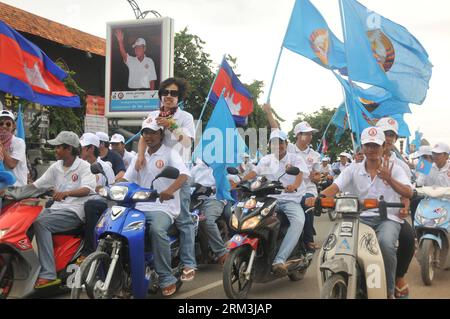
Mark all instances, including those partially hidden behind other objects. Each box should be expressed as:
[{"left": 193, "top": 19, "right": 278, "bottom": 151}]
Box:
[
  {"left": 202, "top": 199, "right": 227, "bottom": 258},
  {"left": 144, "top": 210, "right": 177, "bottom": 289},
  {"left": 360, "top": 216, "right": 401, "bottom": 296},
  {"left": 273, "top": 200, "right": 305, "bottom": 265},
  {"left": 175, "top": 180, "right": 197, "bottom": 269}
]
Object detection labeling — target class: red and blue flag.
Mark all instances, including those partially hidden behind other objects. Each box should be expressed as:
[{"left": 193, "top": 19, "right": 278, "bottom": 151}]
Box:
[
  {"left": 0, "top": 20, "right": 80, "bottom": 107},
  {"left": 208, "top": 58, "right": 253, "bottom": 126}
]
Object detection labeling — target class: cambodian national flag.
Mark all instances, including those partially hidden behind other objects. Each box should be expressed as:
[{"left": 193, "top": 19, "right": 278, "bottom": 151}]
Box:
[
  {"left": 208, "top": 58, "right": 253, "bottom": 126},
  {"left": 0, "top": 21, "right": 80, "bottom": 107}
]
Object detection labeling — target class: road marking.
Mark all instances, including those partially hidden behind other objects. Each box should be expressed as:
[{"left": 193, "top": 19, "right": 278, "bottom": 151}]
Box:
[{"left": 176, "top": 280, "right": 223, "bottom": 299}]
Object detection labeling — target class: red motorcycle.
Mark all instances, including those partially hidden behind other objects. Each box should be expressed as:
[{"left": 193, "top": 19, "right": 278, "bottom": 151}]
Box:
[{"left": 0, "top": 186, "right": 84, "bottom": 298}]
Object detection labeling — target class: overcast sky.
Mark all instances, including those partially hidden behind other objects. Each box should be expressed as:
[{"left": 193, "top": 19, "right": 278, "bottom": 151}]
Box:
[{"left": 3, "top": 0, "right": 449, "bottom": 146}]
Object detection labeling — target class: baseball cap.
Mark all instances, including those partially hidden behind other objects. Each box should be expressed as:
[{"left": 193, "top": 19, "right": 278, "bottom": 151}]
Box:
[
  {"left": 132, "top": 38, "right": 146, "bottom": 48},
  {"left": 0, "top": 110, "right": 15, "bottom": 121},
  {"left": 411, "top": 145, "right": 432, "bottom": 159},
  {"left": 361, "top": 126, "right": 385, "bottom": 146},
  {"left": 294, "top": 121, "right": 318, "bottom": 136},
  {"left": 269, "top": 129, "right": 288, "bottom": 141},
  {"left": 47, "top": 131, "right": 80, "bottom": 148},
  {"left": 110, "top": 133, "right": 125, "bottom": 144},
  {"left": 339, "top": 152, "right": 353, "bottom": 161},
  {"left": 376, "top": 117, "right": 399, "bottom": 135},
  {"left": 431, "top": 142, "right": 450, "bottom": 154},
  {"left": 95, "top": 132, "right": 110, "bottom": 142},
  {"left": 141, "top": 115, "right": 163, "bottom": 133},
  {"left": 80, "top": 132, "right": 100, "bottom": 148},
  {"left": 321, "top": 156, "right": 330, "bottom": 162}
]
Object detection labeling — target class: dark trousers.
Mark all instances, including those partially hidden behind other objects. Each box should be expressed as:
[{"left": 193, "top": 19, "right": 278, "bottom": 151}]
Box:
[
  {"left": 396, "top": 221, "right": 415, "bottom": 278},
  {"left": 301, "top": 193, "right": 316, "bottom": 246},
  {"left": 82, "top": 198, "right": 108, "bottom": 256}
]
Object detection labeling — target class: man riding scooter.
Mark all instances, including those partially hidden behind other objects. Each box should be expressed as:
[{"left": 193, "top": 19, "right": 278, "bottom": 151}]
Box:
[
  {"left": 8, "top": 131, "right": 96, "bottom": 288},
  {"left": 241, "top": 129, "right": 309, "bottom": 275},
  {"left": 306, "top": 127, "right": 413, "bottom": 299}
]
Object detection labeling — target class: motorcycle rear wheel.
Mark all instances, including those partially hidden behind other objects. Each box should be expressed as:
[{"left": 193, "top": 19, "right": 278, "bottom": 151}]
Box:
[
  {"left": 320, "top": 274, "right": 348, "bottom": 299},
  {"left": 223, "top": 246, "right": 253, "bottom": 299}
]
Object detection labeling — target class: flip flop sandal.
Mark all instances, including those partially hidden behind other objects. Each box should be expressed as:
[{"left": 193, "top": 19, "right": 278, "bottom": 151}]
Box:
[
  {"left": 395, "top": 284, "right": 409, "bottom": 299},
  {"left": 161, "top": 283, "right": 177, "bottom": 297},
  {"left": 34, "top": 278, "right": 61, "bottom": 289},
  {"left": 180, "top": 268, "right": 195, "bottom": 282}
]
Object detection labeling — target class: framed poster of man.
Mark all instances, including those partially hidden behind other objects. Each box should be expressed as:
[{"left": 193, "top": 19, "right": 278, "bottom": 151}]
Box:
[{"left": 105, "top": 17, "right": 174, "bottom": 118}]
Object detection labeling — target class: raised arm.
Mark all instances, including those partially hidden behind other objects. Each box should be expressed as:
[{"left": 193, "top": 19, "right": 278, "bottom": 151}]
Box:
[
  {"left": 262, "top": 103, "right": 280, "bottom": 130},
  {"left": 114, "top": 29, "right": 128, "bottom": 63}
]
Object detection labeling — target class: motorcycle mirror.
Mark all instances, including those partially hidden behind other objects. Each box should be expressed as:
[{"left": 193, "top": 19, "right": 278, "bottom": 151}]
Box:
[
  {"left": 227, "top": 167, "right": 239, "bottom": 175},
  {"left": 154, "top": 166, "right": 180, "bottom": 180},
  {"left": 286, "top": 166, "right": 300, "bottom": 176},
  {"left": 90, "top": 162, "right": 105, "bottom": 175}
]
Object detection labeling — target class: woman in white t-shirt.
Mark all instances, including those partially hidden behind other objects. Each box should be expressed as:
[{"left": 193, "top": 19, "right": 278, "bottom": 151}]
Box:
[{"left": 0, "top": 110, "right": 27, "bottom": 186}]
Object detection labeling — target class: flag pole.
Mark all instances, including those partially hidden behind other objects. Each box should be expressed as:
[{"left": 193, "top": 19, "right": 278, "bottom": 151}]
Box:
[
  {"left": 316, "top": 107, "right": 339, "bottom": 152},
  {"left": 195, "top": 54, "right": 227, "bottom": 133},
  {"left": 266, "top": 47, "right": 284, "bottom": 103}
]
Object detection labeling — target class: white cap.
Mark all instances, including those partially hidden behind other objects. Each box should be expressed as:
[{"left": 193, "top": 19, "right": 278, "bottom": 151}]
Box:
[
  {"left": 431, "top": 142, "right": 450, "bottom": 154},
  {"left": 0, "top": 109, "right": 15, "bottom": 121},
  {"left": 376, "top": 117, "right": 399, "bottom": 135},
  {"left": 411, "top": 145, "right": 432, "bottom": 159},
  {"left": 321, "top": 156, "right": 330, "bottom": 162},
  {"left": 269, "top": 129, "right": 288, "bottom": 141},
  {"left": 110, "top": 133, "right": 125, "bottom": 144},
  {"left": 141, "top": 115, "right": 163, "bottom": 132},
  {"left": 241, "top": 153, "right": 250, "bottom": 159},
  {"left": 95, "top": 132, "right": 110, "bottom": 142},
  {"left": 47, "top": 131, "right": 80, "bottom": 148},
  {"left": 361, "top": 126, "right": 385, "bottom": 146},
  {"left": 132, "top": 38, "right": 146, "bottom": 48},
  {"left": 80, "top": 132, "right": 100, "bottom": 148},
  {"left": 294, "top": 121, "right": 318, "bottom": 136},
  {"left": 339, "top": 152, "right": 353, "bottom": 161}
]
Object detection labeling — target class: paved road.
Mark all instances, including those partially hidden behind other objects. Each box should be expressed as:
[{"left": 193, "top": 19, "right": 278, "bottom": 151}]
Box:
[{"left": 59, "top": 214, "right": 450, "bottom": 299}]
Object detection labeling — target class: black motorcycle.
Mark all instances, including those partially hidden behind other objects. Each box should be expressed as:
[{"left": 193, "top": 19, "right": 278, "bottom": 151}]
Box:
[
  {"left": 222, "top": 166, "right": 313, "bottom": 299},
  {"left": 190, "top": 183, "right": 230, "bottom": 264}
]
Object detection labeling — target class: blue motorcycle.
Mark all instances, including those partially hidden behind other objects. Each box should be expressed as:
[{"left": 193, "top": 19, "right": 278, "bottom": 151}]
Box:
[
  {"left": 415, "top": 186, "right": 450, "bottom": 285},
  {"left": 71, "top": 163, "right": 197, "bottom": 299}
]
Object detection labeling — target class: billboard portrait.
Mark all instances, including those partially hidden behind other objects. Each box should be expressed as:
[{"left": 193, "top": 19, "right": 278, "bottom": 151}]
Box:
[{"left": 105, "top": 17, "right": 174, "bottom": 118}]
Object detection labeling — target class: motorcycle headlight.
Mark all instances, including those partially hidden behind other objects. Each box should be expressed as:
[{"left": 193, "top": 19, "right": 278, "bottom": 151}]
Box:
[
  {"left": 335, "top": 198, "right": 359, "bottom": 213},
  {"left": 0, "top": 228, "right": 9, "bottom": 239},
  {"left": 250, "top": 180, "right": 261, "bottom": 191},
  {"left": 109, "top": 186, "right": 128, "bottom": 201},
  {"left": 241, "top": 216, "right": 262, "bottom": 230},
  {"left": 231, "top": 214, "right": 239, "bottom": 229},
  {"left": 97, "top": 187, "right": 108, "bottom": 198},
  {"left": 132, "top": 191, "right": 151, "bottom": 200}
]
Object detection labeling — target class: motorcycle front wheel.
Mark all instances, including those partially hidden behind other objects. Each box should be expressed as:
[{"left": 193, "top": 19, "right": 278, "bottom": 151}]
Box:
[
  {"left": 320, "top": 274, "right": 348, "bottom": 299},
  {"left": 419, "top": 239, "right": 438, "bottom": 286},
  {"left": 223, "top": 246, "right": 253, "bottom": 299}
]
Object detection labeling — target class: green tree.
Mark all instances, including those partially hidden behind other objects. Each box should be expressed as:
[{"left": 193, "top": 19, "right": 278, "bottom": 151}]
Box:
[{"left": 289, "top": 106, "right": 353, "bottom": 161}]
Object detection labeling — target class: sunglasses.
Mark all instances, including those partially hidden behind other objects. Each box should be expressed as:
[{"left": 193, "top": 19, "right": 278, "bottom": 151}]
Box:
[
  {"left": 0, "top": 121, "right": 13, "bottom": 128},
  {"left": 160, "top": 89, "right": 179, "bottom": 97}
]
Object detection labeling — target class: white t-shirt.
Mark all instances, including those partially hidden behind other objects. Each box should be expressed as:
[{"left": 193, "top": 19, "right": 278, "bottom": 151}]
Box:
[
  {"left": 190, "top": 161, "right": 216, "bottom": 199},
  {"left": 389, "top": 152, "right": 412, "bottom": 180},
  {"left": 124, "top": 144, "right": 190, "bottom": 221},
  {"left": 334, "top": 160, "right": 412, "bottom": 223},
  {"left": 252, "top": 152, "right": 309, "bottom": 204},
  {"left": 122, "top": 150, "right": 135, "bottom": 171},
  {"left": 34, "top": 157, "right": 97, "bottom": 221},
  {"left": 147, "top": 109, "right": 195, "bottom": 163},
  {"left": 7, "top": 136, "right": 28, "bottom": 186},
  {"left": 96, "top": 158, "right": 116, "bottom": 187},
  {"left": 319, "top": 163, "right": 332, "bottom": 175},
  {"left": 287, "top": 143, "right": 321, "bottom": 196},
  {"left": 425, "top": 161, "right": 450, "bottom": 187},
  {"left": 125, "top": 54, "right": 157, "bottom": 89}
]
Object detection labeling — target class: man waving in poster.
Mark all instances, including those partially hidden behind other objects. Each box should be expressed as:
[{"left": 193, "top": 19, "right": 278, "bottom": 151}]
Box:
[{"left": 115, "top": 29, "right": 157, "bottom": 90}]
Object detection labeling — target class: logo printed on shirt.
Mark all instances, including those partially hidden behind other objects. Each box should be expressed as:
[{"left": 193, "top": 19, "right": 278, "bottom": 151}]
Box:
[
  {"left": 308, "top": 157, "right": 314, "bottom": 164},
  {"left": 72, "top": 173, "right": 79, "bottom": 182},
  {"left": 156, "top": 160, "right": 165, "bottom": 169},
  {"left": 144, "top": 64, "right": 149, "bottom": 69}
]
